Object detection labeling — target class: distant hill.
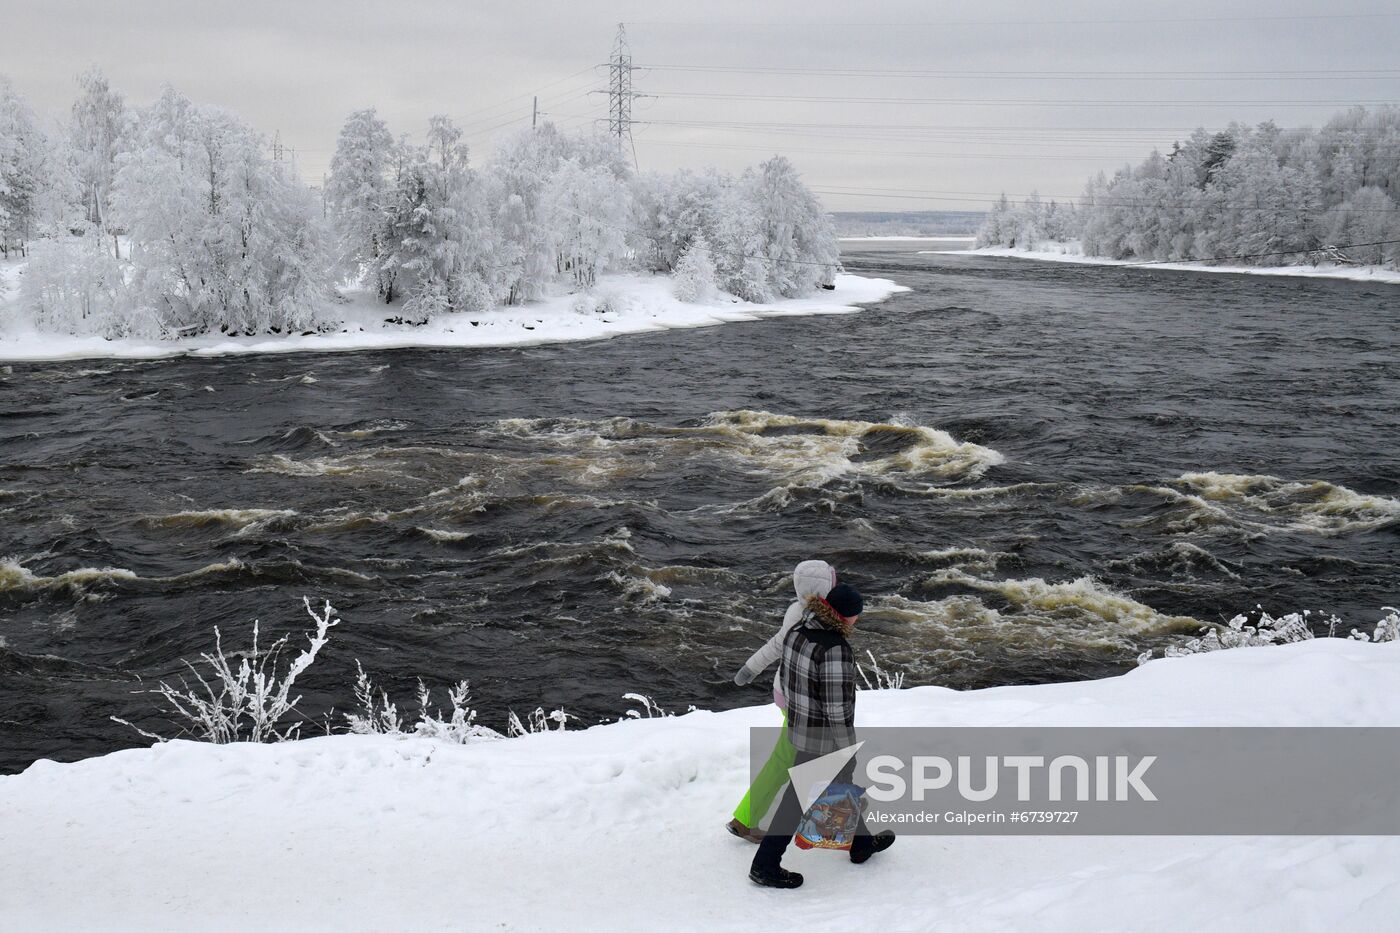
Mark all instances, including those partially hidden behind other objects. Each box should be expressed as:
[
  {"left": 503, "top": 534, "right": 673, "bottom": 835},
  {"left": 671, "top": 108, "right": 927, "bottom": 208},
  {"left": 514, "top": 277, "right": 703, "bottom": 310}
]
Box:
[{"left": 831, "top": 210, "right": 986, "bottom": 237}]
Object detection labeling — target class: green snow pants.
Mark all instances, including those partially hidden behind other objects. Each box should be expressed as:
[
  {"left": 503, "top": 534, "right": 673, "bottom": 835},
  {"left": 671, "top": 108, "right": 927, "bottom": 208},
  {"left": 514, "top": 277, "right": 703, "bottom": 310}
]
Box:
[{"left": 732, "top": 711, "right": 797, "bottom": 829}]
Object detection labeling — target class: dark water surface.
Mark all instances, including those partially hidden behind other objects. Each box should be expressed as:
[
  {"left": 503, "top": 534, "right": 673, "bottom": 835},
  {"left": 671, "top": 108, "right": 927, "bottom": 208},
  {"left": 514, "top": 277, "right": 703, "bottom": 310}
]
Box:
[{"left": 3, "top": 249, "right": 1398, "bottom": 772}]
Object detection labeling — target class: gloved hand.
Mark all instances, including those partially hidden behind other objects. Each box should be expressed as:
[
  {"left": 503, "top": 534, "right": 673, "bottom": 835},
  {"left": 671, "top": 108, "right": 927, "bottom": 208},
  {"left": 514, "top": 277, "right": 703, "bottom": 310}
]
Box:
[{"left": 734, "top": 666, "right": 755, "bottom": 686}]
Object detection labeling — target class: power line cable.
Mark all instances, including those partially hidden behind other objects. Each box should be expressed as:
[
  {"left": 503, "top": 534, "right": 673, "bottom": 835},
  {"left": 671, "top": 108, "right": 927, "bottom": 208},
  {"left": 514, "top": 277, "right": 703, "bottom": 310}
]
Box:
[
  {"left": 624, "top": 12, "right": 1400, "bottom": 28},
  {"left": 811, "top": 188, "right": 1400, "bottom": 215},
  {"left": 651, "top": 90, "right": 1400, "bottom": 108},
  {"left": 455, "top": 66, "right": 599, "bottom": 127},
  {"left": 820, "top": 182, "right": 1400, "bottom": 203},
  {"left": 636, "top": 64, "right": 1400, "bottom": 80},
  {"left": 638, "top": 139, "right": 1185, "bottom": 161},
  {"left": 635, "top": 118, "right": 1400, "bottom": 135}
]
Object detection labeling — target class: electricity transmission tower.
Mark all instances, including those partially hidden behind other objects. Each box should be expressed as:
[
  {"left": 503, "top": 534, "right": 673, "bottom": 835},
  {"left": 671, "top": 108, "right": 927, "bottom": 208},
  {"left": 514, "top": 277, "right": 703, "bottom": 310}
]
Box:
[{"left": 605, "top": 23, "right": 641, "bottom": 165}]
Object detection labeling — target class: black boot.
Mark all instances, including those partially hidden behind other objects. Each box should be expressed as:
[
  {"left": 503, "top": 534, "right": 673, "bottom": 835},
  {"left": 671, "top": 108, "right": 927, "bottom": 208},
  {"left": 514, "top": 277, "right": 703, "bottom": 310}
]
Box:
[
  {"left": 850, "top": 831, "right": 896, "bottom": 864},
  {"left": 749, "top": 865, "right": 804, "bottom": 889}
]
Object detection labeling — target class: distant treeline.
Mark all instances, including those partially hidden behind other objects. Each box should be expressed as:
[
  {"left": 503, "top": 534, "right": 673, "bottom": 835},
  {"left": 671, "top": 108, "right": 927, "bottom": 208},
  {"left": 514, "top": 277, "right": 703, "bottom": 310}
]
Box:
[
  {"left": 833, "top": 210, "right": 985, "bottom": 237},
  {"left": 977, "top": 106, "right": 1400, "bottom": 268}
]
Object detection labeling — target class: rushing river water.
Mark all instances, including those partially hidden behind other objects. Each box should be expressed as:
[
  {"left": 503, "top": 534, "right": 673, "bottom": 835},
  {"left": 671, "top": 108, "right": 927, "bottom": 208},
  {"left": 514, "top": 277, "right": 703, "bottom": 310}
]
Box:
[{"left": 2, "top": 247, "right": 1398, "bottom": 772}]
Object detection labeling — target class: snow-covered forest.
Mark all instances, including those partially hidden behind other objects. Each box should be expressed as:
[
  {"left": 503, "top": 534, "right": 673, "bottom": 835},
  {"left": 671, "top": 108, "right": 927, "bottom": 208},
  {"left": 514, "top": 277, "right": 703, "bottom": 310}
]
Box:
[
  {"left": 0, "top": 72, "right": 840, "bottom": 339},
  {"left": 976, "top": 105, "right": 1400, "bottom": 268}
]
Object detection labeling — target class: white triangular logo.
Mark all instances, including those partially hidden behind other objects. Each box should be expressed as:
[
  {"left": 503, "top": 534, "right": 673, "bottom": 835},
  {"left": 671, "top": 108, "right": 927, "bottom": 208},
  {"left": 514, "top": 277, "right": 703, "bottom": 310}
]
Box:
[{"left": 787, "top": 741, "right": 865, "bottom": 812}]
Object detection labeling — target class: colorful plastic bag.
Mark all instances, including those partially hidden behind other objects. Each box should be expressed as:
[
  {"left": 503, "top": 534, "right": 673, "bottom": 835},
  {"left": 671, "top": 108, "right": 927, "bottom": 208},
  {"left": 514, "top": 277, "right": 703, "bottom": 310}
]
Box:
[{"left": 793, "top": 782, "right": 865, "bottom": 851}]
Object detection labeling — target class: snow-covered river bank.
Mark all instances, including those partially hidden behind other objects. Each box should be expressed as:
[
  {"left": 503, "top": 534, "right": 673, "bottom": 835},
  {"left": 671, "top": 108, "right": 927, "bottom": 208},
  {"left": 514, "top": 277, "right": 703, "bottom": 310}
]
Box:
[
  {"left": 3, "top": 639, "right": 1397, "bottom": 931},
  {"left": 931, "top": 242, "right": 1400, "bottom": 285},
  {"left": 0, "top": 262, "right": 905, "bottom": 363}
]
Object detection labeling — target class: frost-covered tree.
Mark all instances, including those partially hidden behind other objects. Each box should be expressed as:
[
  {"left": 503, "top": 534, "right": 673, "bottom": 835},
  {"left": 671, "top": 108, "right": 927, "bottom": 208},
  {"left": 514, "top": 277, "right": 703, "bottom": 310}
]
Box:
[
  {"left": 1326, "top": 186, "right": 1400, "bottom": 265},
  {"left": 379, "top": 115, "right": 493, "bottom": 321},
  {"left": 487, "top": 125, "right": 568, "bottom": 304},
  {"left": 107, "top": 86, "right": 331, "bottom": 335},
  {"left": 0, "top": 77, "right": 74, "bottom": 256},
  {"left": 13, "top": 91, "right": 846, "bottom": 336},
  {"left": 69, "top": 68, "right": 129, "bottom": 255},
  {"left": 977, "top": 191, "right": 1072, "bottom": 253},
  {"left": 630, "top": 160, "right": 837, "bottom": 302},
  {"left": 631, "top": 168, "right": 717, "bottom": 273},
  {"left": 0, "top": 78, "right": 37, "bottom": 254},
  {"left": 671, "top": 231, "right": 717, "bottom": 302},
  {"left": 975, "top": 193, "right": 1012, "bottom": 249},
  {"left": 325, "top": 108, "right": 396, "bottom": 298},
  {"left": 545, "top": 156, "right": 631, "bottom": 288},
  {"left": 744, "top": 155, "right": 840, "bottom": 297},
  {"left": 1006, "top": 106, "right": 1400, "bottom": 269},
  {"left": 21, "top": 231, "right": 129, "bottom": 335}
]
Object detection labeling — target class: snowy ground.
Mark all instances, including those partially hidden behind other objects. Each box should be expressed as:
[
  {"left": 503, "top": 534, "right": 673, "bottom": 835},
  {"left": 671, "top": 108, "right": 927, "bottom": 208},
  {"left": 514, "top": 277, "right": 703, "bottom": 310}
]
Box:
[
  {"left": 4, "top": 639, "right": 1398, "bottom": 932},
  {"left": 929, "top": 242, "right": 1400, "bottom": 285},
  {"left": 0, "top": 261, "right": 905, "bottom": 364}
]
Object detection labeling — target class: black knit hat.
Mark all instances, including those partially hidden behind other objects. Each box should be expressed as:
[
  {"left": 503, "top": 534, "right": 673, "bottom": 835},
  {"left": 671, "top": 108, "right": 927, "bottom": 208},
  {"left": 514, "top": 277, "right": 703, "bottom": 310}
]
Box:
[{"left": 826, "top": 583, "right": 864, "bottom": 620}]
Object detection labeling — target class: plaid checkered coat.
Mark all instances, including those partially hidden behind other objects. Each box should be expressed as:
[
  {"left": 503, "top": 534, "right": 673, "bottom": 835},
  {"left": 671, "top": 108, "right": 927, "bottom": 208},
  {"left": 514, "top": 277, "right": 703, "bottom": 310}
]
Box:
[{"left": 779, "top": 599, "right": 857, "bottom": 755}]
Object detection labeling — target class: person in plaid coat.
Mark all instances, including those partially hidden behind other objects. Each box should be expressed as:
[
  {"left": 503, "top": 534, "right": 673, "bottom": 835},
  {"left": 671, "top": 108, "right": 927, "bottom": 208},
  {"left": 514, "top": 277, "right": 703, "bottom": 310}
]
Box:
[{"left": 748, "top": 584, "right": 895, "bottom": 889}]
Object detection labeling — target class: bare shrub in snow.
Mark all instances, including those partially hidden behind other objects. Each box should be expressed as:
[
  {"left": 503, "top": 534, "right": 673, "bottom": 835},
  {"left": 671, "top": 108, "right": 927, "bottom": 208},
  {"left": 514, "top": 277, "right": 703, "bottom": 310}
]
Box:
[
  {"left": 622, "top": 693, "right": 672, "bottom": 719},
  {"left": 506, "top": 707, "right": 572, "bottom": 736},
  {"left": 112, "top": 597, "right": 339, "bottom": 743},
  {"left": 413, "top": 679, "right": 503, "bottom": 742},
  {"left": 617, "top": 693, "right": 699, "bottom": 721},
  {"left": 345, "top": 665, "right": 503, "bottom": 743},
  {"left": 1139, "top": 607, "right": 1400, "bottom": 664},
  {"left": 344, "top": 660, "right": 403, "bottom": 735},
  {"left": 857, "top": 649, "right": 907, "bottom": 690},
  {"left": 1349, "top": 607, "right": 1400, "bottom": 643},
  {"left": 1139, "top": 610, "right": 1315, "bottom": 664}
]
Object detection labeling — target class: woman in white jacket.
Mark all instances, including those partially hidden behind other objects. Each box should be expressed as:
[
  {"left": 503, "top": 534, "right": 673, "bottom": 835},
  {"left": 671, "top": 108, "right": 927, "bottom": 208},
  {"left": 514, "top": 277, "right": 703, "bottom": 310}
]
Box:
[{"left": 726, "top": 559, "right": 837, "bottom": 842}]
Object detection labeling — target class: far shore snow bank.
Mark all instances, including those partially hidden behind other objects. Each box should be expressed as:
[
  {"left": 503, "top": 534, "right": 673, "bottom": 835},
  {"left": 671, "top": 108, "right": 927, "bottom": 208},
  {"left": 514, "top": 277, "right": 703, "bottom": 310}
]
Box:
[
  {"left": 3, "top": 639, "right": 1398, "bottom": 931},
  {"left": 0, "top": 270, "right": 907, "bottom": 364},
  {"left": 930, "top": 242, "right": 1400, "bottom": 285},
  {"left": 840, "top": 235, "right": 977, "bottom": 242}
]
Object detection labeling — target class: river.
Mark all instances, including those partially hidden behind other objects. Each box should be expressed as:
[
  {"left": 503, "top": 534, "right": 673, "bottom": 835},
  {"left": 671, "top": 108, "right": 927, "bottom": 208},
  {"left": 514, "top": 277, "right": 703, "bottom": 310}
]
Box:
[{"left": 2, "top": 246, "right": 1397, "bottom": 772}]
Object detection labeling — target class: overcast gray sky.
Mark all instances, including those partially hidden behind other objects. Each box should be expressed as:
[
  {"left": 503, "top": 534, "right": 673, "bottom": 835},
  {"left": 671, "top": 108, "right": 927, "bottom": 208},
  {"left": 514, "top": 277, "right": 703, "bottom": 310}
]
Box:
[{"left": 3, "top": 0, "right": 1397, "bottom": 211}]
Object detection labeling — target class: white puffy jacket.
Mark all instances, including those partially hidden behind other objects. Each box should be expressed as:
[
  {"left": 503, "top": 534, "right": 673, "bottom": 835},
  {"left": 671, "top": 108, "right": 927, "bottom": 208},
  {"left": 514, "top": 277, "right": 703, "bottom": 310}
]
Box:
[{"left": 733, "top": 559, "right": 837, "bottom": 709}]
